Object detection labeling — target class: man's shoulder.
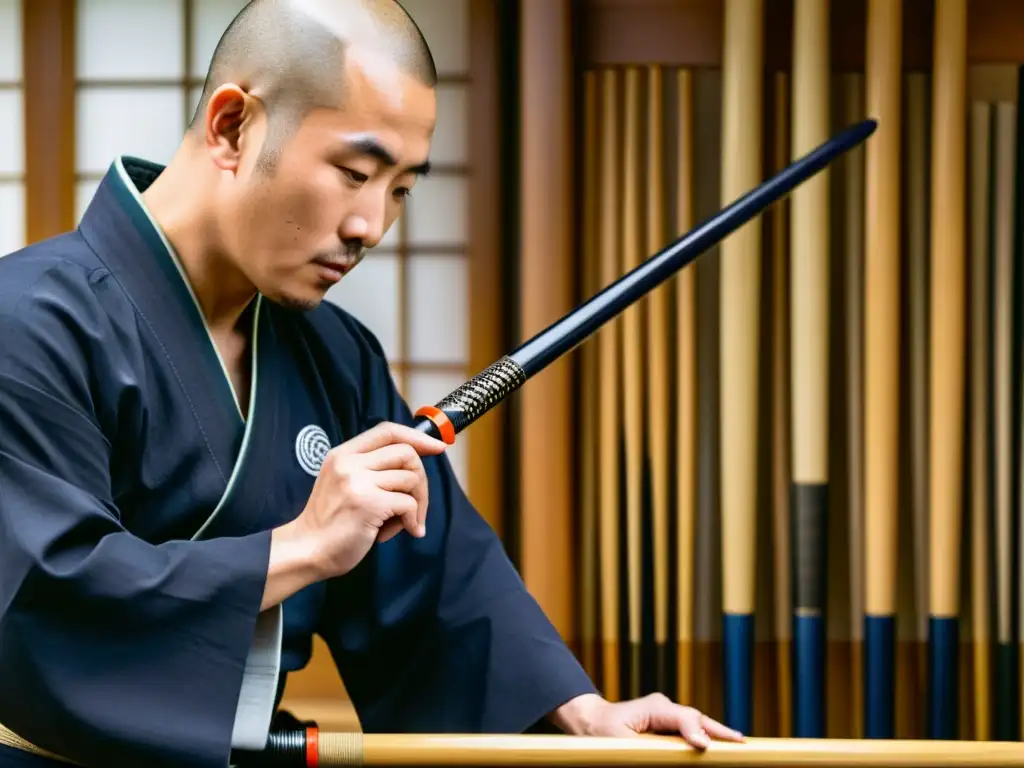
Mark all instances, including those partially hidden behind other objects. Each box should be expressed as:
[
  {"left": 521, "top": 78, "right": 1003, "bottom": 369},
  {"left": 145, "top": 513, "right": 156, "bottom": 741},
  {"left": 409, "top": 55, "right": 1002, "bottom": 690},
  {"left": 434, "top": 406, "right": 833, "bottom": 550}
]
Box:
[
  {"left": 0, "top": 232, "right": 125, "bottom": 375},
  {"left": 288, "top": 298, "right": 403, "bottom": 415},
  {"left": 0, "top": 231, "right": 113, "bottom": 319},
  {"left": 302, "top": 297, "right": 390, "bottom": 362}
]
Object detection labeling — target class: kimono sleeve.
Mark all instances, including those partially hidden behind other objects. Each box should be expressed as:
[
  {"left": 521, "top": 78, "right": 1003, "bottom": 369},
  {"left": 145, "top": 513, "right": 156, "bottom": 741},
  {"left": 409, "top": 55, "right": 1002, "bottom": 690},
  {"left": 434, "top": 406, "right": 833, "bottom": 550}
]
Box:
[
  {"left": 318, "top": 317, "right": 598, "bottom": 734},
  {"left": 0, "top": 271, "right": 272, "bottom": 768}
]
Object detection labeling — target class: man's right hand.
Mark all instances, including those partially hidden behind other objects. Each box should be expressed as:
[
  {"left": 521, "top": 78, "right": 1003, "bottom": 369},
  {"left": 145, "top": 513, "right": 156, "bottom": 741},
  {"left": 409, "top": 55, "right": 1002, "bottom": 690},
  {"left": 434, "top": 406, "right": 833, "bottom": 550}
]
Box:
[
  {"left": 297, "top": 421, "right": 447, "bottom": 576},
  {"left": 261, "top": 422, "right": 447, "bottom": 610}
]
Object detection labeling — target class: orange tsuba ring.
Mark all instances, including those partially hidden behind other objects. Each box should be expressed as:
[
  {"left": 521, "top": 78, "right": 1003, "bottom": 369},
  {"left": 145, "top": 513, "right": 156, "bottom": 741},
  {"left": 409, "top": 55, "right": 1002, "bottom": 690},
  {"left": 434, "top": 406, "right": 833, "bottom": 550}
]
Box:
[
  {"left": 415, "top": 406, "right": 456, "bottom": 445},
  {"left": 305, "top": 725, "right": 319, "bottom": 768}
]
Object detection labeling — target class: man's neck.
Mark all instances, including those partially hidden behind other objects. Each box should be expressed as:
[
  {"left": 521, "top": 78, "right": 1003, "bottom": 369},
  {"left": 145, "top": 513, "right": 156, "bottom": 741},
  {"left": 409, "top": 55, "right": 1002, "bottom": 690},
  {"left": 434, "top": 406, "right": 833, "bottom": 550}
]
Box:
[{"left": 140, "top": 157, "right": 257, "bottom": 336}]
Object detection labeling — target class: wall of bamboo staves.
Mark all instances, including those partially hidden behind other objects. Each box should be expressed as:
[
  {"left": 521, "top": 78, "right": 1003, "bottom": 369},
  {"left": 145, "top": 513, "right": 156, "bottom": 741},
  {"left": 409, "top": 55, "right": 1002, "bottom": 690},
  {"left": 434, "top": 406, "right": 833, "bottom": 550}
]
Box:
[
  {"left": 570, "top": 0, "right": 1024, "bottom": 744},
  {"left": 15, "top": 0, "right": 1024, "bottom": 746}
]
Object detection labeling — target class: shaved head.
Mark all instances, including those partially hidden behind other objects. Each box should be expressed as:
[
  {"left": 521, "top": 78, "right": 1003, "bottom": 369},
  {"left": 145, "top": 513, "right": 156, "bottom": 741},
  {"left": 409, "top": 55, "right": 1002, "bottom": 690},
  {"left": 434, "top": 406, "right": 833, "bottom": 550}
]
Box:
[
  {"left": 189, "top": 0, "right": 436, "bottom": 171},
  {"left": 151, "top": 0, "right": 438, "bottom": 313}
]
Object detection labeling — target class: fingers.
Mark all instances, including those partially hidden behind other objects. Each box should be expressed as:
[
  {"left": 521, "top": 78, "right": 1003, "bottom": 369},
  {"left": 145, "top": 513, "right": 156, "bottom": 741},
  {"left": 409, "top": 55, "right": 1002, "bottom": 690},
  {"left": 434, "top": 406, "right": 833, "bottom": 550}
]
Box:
[
  {"left": 668, "top": 705, "right": 710, "bottom": 750},
  {"left": 372, "top": 469, "right": 421, "bottom": 493},
  {"left": 642, "top": 694, "right": 743, "bottom": 750},
  {"left": 339, "top": 421, "right": 448, "bottom": 457},
  {"left": 409, "top": 468, "right": 429, "bottom": 533},
  {"left": 376, "top": 516, "right": 406, "bottom": 543},
  {"left": 362, "top": 444, "right": 430, "bottom": 533},
  {"left": 361, "top": 442, "right": 427, "bottom": 472},
  {"left": 326, "top": 428, "right": 434, "bottom": 541},
  {"left": 697, "top": 714, "right": 745, "bottom": 743},
  {"left": 374, "top": 467, "right": 429, "bottom": 535},
  {"left": 379, "top": 489, "right": 422, "bottom": 538}
]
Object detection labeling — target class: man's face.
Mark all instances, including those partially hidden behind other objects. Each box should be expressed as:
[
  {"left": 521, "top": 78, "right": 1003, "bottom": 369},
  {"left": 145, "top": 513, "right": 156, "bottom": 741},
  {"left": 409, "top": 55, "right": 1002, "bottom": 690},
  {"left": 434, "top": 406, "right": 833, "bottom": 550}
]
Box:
[{"left": 216, "top": 53, "right": 436, "bottom": 310}]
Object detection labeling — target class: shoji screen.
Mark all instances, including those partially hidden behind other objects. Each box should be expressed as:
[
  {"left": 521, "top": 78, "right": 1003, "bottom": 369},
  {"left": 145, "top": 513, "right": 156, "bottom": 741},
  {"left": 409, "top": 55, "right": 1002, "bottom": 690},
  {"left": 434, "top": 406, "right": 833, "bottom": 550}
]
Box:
[
  {"left": 74, "top": 0, "right": 251, "bottom": 220},
  {"left": 0, "top": 0, "right": 24, "bottom": 255},
  {"left": 75, "top": 0, "right": 199, "bottom": 220}
]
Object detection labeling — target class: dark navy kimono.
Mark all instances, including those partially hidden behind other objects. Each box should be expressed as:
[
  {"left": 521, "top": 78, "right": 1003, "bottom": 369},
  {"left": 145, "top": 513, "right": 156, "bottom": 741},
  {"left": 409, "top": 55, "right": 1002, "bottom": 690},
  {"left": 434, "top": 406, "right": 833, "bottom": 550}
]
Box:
[{"left": 0, "top": 157, "right": 596, "bottom": 767}]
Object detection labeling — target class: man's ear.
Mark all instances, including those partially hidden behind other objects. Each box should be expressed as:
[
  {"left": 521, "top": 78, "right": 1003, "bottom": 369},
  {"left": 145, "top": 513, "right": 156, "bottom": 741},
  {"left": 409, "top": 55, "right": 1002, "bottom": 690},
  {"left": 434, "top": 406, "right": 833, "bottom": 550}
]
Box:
[{"left": 203, "top": 83, "right": 258, "bottom": 172}]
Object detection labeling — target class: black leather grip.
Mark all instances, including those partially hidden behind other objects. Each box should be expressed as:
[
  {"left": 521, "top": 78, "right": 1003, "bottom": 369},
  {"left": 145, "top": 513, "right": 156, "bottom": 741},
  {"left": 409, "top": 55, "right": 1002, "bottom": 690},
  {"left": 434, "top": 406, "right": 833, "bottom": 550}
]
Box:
[{"left": 430, "top": 356, "right": 527, "bottom": 432}]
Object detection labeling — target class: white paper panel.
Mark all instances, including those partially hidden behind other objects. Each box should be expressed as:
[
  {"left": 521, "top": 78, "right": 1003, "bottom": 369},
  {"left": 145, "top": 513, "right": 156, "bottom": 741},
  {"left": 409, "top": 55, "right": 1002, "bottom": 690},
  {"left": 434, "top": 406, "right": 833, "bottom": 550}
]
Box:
[
  {"left": 0, "top": 0, "right": 21, "bottom": 81},
  {"left": 77, "top": 0, "right": 183, "bottom": 80},
  {"left": 323, "top": 253, "right": 400, "bottom": 360},
  {"left": 388, "top": 363, "right": 405, "bottom": 398},
  {"left": 430, "top": 85, "right": 467, "bottom": 165},
  {"left": 406, "top": 369, "right": 468, "bottom": 486},
  {"left": 399, "top": 0, "right": 468, "bottom": 77},
  {"left": 407, "top": 255, "right": 467, "bottom": 364},
  {"left": 406, "top": 176, "right": 466, "bottom": 246},
  {"left": 0, "top": 89, "right": 23, "bottom": 174},
  {"left": 377, "top": 211, "right": 401, "bottom": 250},
  {"left": 76, "top": 179, "right": 101, "bottom": 223},
  {"left": 0, "top": 181, "right": 25, "bottom": 255},
  {"left": 188, "top": 86, "right": 204, "bottom": 123},
  {"left": 191, "top": 0, "right": 250, "bottom": 78},
  {"left": 77, "top": 87, "right": 185, "bottom": 173}
]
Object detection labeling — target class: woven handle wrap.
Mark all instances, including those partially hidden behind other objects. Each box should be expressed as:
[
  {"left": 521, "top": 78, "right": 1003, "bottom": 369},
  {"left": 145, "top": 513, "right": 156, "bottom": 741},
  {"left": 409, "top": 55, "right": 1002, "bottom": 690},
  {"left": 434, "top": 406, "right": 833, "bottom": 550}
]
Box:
[
  {"left": 431, "top": 356, "right": 527, "bottom": 431},
  {"left": 318, "top": 732, "right": 363, "bottom": 766},
  {"left": 0, "top": 723, "right": 77, "bottom": 765}
]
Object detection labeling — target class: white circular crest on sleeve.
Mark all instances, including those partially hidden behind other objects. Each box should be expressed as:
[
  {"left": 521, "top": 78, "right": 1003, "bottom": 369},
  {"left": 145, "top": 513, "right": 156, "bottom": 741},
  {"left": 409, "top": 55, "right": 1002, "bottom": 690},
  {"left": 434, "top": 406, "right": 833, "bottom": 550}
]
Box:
[{"left": 295, "top": 424, "right": 331, "bottom": 476}]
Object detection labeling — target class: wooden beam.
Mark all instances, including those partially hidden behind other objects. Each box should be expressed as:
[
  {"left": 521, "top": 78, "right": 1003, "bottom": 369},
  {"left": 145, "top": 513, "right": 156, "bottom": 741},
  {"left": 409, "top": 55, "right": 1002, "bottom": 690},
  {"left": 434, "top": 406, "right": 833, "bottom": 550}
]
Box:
[
  {"left": 466, "top": 0, "right": 507, "bottom": 535},
  {"left": 580, "top": 0, "right": 1024, "bottom": 71},
  {"left": 517, "top": 0, "right": 576, "bottom": 640},
  {"left": 22, "top": 0, "right": 75, "bottom": 243}
]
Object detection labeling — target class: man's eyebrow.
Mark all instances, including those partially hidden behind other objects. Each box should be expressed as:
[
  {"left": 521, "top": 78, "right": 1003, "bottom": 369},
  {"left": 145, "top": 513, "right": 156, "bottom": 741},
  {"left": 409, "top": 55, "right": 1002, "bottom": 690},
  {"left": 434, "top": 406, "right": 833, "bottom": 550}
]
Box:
[{"left": 342, "top": 135, "right": 431, "bottom": 176}]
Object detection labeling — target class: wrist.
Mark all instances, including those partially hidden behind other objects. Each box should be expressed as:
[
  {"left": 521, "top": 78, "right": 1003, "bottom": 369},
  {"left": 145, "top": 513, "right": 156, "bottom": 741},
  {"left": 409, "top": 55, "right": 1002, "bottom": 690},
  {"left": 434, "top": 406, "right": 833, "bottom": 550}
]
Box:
[
  {"left": 261, "top": 520, "right": 324, "bottom": 610},
  {"left": 285, "top": 518, "right": 330, "bottom": 578},
  {"left": 548, "top": 693, "right": 605, "bottom": 735}
]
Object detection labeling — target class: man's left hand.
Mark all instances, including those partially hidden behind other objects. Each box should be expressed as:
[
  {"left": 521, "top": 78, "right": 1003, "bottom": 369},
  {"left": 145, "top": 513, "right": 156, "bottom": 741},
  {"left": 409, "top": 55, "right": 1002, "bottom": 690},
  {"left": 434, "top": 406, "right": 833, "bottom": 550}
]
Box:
[{"left": 550, "top": 693, "right": 745, "bottom": 749}]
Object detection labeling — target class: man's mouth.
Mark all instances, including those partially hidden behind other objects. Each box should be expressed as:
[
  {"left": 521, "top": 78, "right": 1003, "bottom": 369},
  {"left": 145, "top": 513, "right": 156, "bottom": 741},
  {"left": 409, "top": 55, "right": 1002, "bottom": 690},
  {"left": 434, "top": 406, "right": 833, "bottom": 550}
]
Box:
[
  {"left": 313, "top": 259, "right": 355, "bottom": 282},
  {"left": 312, "top": 248, "right": 366, "bottom": 284}
]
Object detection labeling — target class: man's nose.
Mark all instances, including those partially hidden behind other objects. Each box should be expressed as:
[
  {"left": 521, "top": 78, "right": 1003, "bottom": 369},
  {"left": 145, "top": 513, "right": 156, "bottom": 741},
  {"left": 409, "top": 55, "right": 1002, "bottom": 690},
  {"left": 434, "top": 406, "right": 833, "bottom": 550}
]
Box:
[{"left": 340, "top": 211, "right": 385, "bottom": 250}]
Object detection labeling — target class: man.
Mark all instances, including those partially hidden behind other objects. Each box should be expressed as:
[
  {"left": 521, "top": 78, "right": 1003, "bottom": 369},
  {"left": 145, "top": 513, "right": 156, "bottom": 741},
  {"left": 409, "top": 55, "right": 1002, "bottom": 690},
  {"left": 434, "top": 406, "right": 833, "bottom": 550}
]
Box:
[{"left": 0, "top": 1, "right": 742, "bottom": 765}]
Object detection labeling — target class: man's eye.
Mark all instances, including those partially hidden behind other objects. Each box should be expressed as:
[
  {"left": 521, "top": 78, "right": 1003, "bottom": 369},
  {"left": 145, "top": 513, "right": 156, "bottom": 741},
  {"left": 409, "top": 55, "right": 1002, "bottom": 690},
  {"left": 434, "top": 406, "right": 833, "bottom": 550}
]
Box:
[
  {"left": 341, "top": 167, "right": 368, "bottom": 184},
  {"left": 394, "top": 187, "right": 411, "bottom": 200}
]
